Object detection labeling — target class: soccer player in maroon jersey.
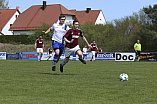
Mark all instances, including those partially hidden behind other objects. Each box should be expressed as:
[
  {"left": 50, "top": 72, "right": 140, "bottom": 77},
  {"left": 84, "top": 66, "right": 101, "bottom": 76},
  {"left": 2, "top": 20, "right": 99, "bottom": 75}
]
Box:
[
  {"left": 47, "top": 45, "right": 53, "bottom": 60},
  {"left": 60, "top": 20, "right": 92, "bottom": 73},
  {"left": 99, "top": 48, "right": 103, "bottom": 53},
  {"left": 88, "top": 40, "right": 98, "bottom": 61},
  {"left": 34, "top": 35, "right": 44, "bottom": 61}
]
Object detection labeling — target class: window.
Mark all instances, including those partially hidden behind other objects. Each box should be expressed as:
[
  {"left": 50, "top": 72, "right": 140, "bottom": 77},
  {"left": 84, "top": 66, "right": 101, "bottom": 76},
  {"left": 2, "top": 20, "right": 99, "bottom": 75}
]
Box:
[{"left": 15, "top": 15, "right": 18, "bottom": 18}]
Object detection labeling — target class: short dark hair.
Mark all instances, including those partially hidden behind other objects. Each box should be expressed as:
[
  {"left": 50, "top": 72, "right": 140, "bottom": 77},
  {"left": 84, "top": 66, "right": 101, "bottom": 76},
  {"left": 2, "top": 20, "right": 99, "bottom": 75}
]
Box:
[
  {"left": 59, "top": 15, "right": 66, "bottom": 20},
  {"left": 73, "top": 20, "right": 79, "bottom": 25}
]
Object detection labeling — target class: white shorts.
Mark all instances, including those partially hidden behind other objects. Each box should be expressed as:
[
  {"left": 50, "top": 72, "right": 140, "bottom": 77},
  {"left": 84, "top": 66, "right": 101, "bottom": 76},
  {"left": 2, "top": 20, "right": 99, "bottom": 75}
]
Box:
[
  {"left": 37, "top": 48, "right": 43, "bottom": 53},
  {"left": 65, "top": 45, "right": 80, "bottom": 58},
  {"left": 91, "top": 51, "right": 96, "bottom": 56},
  {"left": 49, "top": 54, "right": 52, "bottom": 56}
]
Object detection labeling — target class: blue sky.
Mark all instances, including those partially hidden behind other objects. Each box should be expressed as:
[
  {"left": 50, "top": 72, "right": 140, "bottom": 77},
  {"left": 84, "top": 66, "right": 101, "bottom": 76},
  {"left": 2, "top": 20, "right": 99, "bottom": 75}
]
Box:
[{"left": 8, "top": 0, "right": 156, "bottom": 22}]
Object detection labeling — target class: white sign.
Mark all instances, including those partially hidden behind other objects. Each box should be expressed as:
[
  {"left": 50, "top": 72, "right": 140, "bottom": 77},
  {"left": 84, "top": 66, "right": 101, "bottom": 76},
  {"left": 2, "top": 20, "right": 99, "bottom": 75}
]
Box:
[
  {"left": 115, "top": 53, "right": 135, "bottom": 61},
  {"left": 0, "top": 52, "right": 6, "bottom": 60}
]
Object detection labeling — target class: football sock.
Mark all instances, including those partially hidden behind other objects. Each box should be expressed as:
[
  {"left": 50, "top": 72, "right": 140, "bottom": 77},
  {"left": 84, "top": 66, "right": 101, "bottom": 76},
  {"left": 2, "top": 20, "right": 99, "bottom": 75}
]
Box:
[
  {"left": 47, "top": 56, "right": 51, "bottom": 60},
  {"left": 53, "top": 54, "right": 59, "bottom": 66},
  {"left": 93, "top": 55, "right": 95, "bottom": 60},
  {"left": 40, "top": 54, "right": 42, "bottom": 60},
  {"left": 79, "top": 55, "right": 82, "bottom": 59},
  {"left": 61, "top": 59, "right": 67, "bottom": 66},
  {"left": 137, "top": 57, "right": 140, "bottom": 61},
  {"left": 38, "top": 55, "right": 40, "bottom": 61}
]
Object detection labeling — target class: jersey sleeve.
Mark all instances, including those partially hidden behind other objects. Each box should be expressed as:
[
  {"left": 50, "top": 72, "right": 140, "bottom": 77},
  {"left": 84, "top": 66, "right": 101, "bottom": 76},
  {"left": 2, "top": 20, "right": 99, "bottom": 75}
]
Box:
[
  {"left": 64, "top": 30, "right": 71, "bottom": 38},
  {"left": 35, "top": 39, "right": 38, "bottom": 43},
  {"left": 80, "top": 30, "right": 84, "bottom": 37},
  {"left": 134, "top": 43, "right": 136, "bottom": 48},
  {"left": 50, "top": 24, "right": 55, "bottom": 31}
]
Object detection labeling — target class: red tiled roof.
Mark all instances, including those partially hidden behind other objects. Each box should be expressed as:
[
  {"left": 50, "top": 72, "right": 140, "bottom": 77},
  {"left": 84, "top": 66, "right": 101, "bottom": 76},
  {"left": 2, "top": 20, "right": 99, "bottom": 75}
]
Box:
[
  {"left": 0, "top": 9, "right": 19, "bottom": 31},
  {"left": 74, "top": 10, "right": 101, "bottom": 24},
  {"left": 10, "top": 4, "right": 75, "bottom": 30}
]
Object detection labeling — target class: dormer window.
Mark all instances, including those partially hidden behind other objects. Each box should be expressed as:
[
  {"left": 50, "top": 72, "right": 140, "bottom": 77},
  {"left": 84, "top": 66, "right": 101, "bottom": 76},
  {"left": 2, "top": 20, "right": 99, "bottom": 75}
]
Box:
[{"left": 15, "top": 15, "right": 18, "bottom": 18}]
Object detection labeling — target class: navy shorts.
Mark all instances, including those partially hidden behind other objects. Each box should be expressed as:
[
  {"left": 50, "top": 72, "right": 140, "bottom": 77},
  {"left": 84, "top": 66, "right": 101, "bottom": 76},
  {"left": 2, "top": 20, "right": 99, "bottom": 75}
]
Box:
[{"left": 52, "top": 40, "right": 65, "bottom": 55}]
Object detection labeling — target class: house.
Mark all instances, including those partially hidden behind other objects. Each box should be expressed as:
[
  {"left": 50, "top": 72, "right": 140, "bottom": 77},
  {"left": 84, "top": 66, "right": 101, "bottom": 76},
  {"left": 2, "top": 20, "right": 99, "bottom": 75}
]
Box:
[
  {"left": 0, "top": 7, "right": 20, "bottom": 35},
  {"left": 70, "top": 8, "right": 106, "bottom": 25},
  {"left": 10, "top": 1, "right": 75, "bottom": 35},
  {"left": 10, "top": 1, "right": 106, "bottom": 35}
]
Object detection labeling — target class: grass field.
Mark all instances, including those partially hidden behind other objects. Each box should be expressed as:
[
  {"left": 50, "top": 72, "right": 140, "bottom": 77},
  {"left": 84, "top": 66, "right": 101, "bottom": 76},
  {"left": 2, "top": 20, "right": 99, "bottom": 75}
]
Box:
[{"left": 0, "top": 60, "right": 157, "bottom": 104}]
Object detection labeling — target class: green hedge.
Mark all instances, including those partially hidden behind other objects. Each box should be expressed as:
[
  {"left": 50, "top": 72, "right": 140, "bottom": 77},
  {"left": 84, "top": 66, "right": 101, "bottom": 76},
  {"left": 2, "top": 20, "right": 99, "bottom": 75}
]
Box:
[{"left": 0, "top": 35, "right": 29, "bottom": 44}]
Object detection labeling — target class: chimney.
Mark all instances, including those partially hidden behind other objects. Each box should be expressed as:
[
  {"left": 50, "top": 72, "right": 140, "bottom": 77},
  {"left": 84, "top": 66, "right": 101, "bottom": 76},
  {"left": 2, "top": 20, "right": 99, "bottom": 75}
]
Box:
[
  {"left": 16, "top": 6, "right": 20, "bottom": 11},
  {"left": 86, "top": 8, "right": 91, "bottom": 13},
  {"left": 42, "top": 0, "right": 46, "bottom": 10}
]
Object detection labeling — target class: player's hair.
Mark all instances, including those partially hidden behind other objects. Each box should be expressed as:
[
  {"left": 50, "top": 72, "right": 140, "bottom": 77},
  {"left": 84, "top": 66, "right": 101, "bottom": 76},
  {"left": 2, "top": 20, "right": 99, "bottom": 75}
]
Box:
[
  {"left": 73, "top": 20, "right": 79, "bottom": 25},
  {"left": 59, "top": 15, "right": 66, "bottom": 20}
]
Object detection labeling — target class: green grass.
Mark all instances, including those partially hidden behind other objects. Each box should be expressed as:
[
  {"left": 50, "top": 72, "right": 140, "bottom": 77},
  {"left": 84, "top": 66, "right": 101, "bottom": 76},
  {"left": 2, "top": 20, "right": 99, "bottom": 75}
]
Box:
[{"left": 0, "top": 60, "right": 157, "bottom": 104}]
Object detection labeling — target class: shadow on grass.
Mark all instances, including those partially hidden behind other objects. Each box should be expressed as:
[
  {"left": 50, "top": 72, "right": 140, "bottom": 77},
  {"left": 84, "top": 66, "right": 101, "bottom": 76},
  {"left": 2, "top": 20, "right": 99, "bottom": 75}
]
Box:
[{"left": 38, "top": 72, "right": 80, "bottom": 76}]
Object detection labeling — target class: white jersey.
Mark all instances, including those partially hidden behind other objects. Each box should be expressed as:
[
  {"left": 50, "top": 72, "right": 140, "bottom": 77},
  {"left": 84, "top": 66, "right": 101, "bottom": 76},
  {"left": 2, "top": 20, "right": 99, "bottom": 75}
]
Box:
[
  {"left": 50, "top": 23, "right": 69, "bottom": 44},
  {"left": 83, "top": 48, "right": 88, "bottom": 54}
]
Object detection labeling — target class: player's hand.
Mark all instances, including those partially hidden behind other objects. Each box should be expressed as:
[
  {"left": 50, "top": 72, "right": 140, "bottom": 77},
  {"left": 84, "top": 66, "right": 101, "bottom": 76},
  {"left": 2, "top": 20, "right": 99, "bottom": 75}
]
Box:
[
  {"left": 70, "top": 39, "right": 74, "bottom": 43},
  {"left": 88, "top": 45, "right": 92, "bottom": 48},
  {"left": 34, "top": 47, "right": 36, "bottom": 50},
  {"left": 42, "top": 31, "right": 46, "bottom": 34}
]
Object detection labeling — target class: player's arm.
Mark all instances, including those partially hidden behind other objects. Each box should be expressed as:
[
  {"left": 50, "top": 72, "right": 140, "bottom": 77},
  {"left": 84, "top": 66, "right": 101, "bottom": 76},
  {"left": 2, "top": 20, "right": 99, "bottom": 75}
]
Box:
[
  {"left": 63, "top": 37, "right": 74, "bottom": 44},
  {"left": 82, "top": 36, "right": 92, "bottom": 48},
  {"left": 63, "top": 30, "right": 74, "bottom": 43},
  {"left": 34, "top": 42, "right": 37, "bottom": 50},
  {"left": 42, "top": 25, "right": 54, "bottom": 34},
  {"left": 134, "top": 44, "right": 137, "bottom": 52},
  {"left": 96, "top": 44, "right": 98, "bottom": 50},
  {"left": 42, "top": 43, "right": 45, "bottom": 50}
]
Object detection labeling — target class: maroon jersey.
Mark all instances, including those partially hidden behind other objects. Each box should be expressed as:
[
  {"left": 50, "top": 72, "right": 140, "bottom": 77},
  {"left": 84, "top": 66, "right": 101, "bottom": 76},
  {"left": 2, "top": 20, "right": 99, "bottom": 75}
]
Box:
[
  {"left": 99, "top": 49, "right": 103, "bottom": 53},
  {"left": 36, "top": 39, "right": 43, "bottom": 48},
  {"left": 91, "top": 43, "right": 97, "bottom": 51},
  {"left": 64, "top": 28, "right": 84, "bottom": 49},
  {"left": 48, "top": 47, "right": 53, "bottom": 54}
]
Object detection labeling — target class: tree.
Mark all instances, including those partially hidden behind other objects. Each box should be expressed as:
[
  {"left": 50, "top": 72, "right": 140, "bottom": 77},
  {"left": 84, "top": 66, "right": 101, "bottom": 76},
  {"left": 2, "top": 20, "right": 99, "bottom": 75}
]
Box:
[
  {"left": 0, "top": 0, "right": 9, "bottom": 9},
  {"left": 143, "top": 4, "right": 157, "bottom": 31}
]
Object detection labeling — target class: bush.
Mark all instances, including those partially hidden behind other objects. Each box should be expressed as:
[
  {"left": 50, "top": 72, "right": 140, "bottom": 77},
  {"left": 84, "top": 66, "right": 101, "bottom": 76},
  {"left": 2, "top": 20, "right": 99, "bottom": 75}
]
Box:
[{"left": 0, "top": 35, "right": 29, "bottom": 44}]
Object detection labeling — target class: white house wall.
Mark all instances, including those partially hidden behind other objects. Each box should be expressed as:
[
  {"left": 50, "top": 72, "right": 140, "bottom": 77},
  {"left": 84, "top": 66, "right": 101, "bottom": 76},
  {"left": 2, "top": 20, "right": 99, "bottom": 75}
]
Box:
[
  {"left": 2, "top": 11, "right": 19, "bottom": 35},
  {"left": 13, "top": 30, "right": 33, "bottom": 35},
  {"left": 95, "top": 11, "right": 106, "bottom": 25}
]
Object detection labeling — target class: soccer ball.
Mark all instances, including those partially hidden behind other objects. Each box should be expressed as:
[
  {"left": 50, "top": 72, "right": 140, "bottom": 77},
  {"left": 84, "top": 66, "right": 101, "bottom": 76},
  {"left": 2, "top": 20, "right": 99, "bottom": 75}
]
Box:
[{"left": 119, "top": 73, "right": 128, "bottom": 81}]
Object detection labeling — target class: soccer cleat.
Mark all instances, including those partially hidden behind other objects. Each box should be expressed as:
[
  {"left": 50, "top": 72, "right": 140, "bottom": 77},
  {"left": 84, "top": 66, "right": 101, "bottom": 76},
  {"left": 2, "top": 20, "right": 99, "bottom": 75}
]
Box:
[
  {"left": 79, "top": 58, "right": 86, "bottom": 64},
  {"left": 60, "top": 64, "right": 63, "bottom": 73},
  {"left": 52, "top": 66, "right": 56, "bottom": 71}
]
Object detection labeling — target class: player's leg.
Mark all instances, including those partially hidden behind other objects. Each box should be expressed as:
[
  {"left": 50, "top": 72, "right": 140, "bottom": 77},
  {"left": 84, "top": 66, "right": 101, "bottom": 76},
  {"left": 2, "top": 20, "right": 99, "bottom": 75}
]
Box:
[
  {"left": 134, "top": 51, "right": 138, "bottom": 62},
  {"left": 37, "top": 48, "right": 40, "bottom": 61},
  {"left": 56, "top": 43, "right": 65, "bottom": 62},
  {"left": 47, "top": 54, "right": 52, "bottom": 60},
  {"left": 90, "top": 51, "right": 93, "bottom": 61},
  {"left": 60, "top": 47, "right": 73, "bottom": 72},
  {"left": 74, "top": 45, "right": 86, "bottom": 64},
  {"left": 93, "top": 51, "right": 96, "bottom": 61},
  {"left": 52, "top": 41, "right": 60, "bottom": 71},
  {"left": 76, "top": 50, "right": 86, "bottom": 64},
  {"left": 137, "top": 51, "right": 141, "bottom": 61}
]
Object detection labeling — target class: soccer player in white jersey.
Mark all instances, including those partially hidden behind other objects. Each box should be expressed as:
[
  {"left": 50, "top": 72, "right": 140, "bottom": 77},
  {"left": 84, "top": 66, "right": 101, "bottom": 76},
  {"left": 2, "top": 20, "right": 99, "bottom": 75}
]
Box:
[
  {"left": 83, "top": 45, "right": 88, "bottom": 61},
  {"left": 42, "top": 15, "right": 69, "bottom": 71}
]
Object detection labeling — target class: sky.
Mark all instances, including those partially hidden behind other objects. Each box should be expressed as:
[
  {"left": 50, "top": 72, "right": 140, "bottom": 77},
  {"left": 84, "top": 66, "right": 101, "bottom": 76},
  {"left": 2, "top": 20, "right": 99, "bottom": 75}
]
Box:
[{"left": 8, "top": 0, "right": 157, "bottom": 22}]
